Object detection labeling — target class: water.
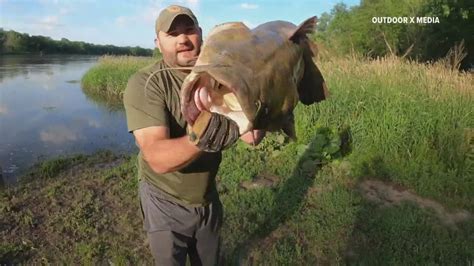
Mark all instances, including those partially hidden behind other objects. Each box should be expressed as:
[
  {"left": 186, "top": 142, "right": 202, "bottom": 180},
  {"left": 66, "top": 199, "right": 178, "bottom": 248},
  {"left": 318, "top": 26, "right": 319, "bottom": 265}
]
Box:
[{"left": 0, "top": 55, "right": 137, "bottom": 184}]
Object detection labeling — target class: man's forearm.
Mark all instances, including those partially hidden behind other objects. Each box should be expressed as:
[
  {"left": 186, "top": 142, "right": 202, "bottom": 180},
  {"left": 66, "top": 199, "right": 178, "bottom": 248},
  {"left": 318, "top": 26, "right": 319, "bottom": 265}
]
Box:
[{"left": 143, "top": 136, "right": 202, "bottom": 174}]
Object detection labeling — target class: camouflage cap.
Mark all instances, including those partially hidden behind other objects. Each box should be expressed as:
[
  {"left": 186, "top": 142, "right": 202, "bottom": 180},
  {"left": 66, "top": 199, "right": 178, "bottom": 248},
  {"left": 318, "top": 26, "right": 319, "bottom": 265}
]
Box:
[{"left": 155, "top": 5, "right": 199, "bottom": 34}]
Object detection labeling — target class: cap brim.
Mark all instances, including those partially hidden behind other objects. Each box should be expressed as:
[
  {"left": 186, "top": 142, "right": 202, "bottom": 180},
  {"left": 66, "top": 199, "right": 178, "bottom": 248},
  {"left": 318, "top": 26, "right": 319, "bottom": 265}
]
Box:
[{"left": 160, "top": 13, "right": 196, "bottom": 33}]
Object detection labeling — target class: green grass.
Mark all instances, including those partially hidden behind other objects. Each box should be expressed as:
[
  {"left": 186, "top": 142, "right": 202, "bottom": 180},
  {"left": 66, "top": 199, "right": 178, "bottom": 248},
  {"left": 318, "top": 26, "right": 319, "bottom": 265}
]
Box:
[
  {"left": 81, "top": 55, "right": 157, "bottom": 101},
  {"left": 217, "top": 56, "right": 473, "bottom": 264},
  {"left": 1, "top": 56, "right": 473, "bottom": 264}
]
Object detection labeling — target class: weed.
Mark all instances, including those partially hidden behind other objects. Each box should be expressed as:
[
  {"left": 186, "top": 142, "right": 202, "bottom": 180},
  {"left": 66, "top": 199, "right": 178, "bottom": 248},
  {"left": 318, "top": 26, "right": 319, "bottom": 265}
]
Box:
[{"left": 81, "top": 55, "right": 157, "bottom": 103}]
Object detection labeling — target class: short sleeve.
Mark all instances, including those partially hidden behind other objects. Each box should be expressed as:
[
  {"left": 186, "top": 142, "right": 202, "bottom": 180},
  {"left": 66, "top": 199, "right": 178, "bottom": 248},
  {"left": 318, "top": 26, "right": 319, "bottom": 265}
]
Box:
[{"left": 123, "top": 71, "right": 169, "bottom": 133}]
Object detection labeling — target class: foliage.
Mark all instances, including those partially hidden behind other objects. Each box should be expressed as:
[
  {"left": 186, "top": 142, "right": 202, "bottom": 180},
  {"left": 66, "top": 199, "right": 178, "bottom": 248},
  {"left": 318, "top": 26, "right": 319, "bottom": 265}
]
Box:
[
  {"left": 0, "top": 28, "right": 153, "bottom": 56},
  {"left": 314, "top": 0, "right": 473, "bottom": 69},
  {"left": 81, "top": 55, "right": 157, "bottom": 102}
]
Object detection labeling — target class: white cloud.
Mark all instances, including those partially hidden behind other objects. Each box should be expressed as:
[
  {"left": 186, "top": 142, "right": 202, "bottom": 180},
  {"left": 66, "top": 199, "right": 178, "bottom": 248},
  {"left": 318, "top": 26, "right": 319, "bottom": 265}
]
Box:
[
  {"left": 40, "top": 16, "right": 59, "bottom": 24},
  {"left": 38, "top": 15, "right": 62, "bottom": 30},
  {"left": 113, "top": 0, "right": 202, "bottom": 31},
  {"left": 240, "top": 3, "right": 259, "bottom": 9},
  {"left": 115, "top": 16, "right": 129, "bottom": 27},
  {"left": 114, "top": 1, "right": 163, "bottom": 28},
  {"left": 59, "top": 7, "right": 71, "bottom": 15},
  {"left": 37, "top": 0, "right": 59, "bottom": 5}
]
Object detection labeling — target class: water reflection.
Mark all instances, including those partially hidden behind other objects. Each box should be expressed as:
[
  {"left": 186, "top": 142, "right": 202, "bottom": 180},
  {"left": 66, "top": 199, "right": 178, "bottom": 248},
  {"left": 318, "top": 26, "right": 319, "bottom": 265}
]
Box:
[
  {"left": 0, "top": 55, "right": 137, "bottom": 184},
  {"left": 0, "top": 55, "right": 84, "bottom": 82},
  {"left": 0, "top": 104, "right": 8, "bottom": 115},
  {"left": 82, "top": 88, "right": 125, "bottom": 113},
  {"left": 40, "top": 125, "right": 80, "bottom": 145}
]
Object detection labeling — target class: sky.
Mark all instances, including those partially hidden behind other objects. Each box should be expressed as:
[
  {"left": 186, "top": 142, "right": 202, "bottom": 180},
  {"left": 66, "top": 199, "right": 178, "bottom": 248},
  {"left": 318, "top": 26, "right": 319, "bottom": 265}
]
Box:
[{"left": 1, "top": 0, "right": 360, "bottom": 49}]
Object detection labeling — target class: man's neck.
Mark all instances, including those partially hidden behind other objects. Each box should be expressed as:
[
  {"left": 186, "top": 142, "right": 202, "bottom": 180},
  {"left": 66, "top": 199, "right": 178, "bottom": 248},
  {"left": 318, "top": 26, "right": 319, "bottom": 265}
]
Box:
[{"left": 162, "top": 60, "right": 192, "bottom": 77}]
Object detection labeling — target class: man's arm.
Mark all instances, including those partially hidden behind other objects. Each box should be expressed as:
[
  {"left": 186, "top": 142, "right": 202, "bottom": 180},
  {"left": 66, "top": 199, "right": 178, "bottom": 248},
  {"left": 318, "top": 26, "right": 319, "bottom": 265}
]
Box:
[{"left": 133, "top": 126, "right": 202, "bottom": 174}]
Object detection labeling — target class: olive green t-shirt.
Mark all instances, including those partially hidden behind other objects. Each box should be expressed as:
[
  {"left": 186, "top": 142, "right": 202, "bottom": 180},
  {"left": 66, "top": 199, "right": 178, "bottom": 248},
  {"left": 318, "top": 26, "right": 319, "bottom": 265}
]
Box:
[{"left": 123, "top": 60, "right": 221, "bottom": 206}]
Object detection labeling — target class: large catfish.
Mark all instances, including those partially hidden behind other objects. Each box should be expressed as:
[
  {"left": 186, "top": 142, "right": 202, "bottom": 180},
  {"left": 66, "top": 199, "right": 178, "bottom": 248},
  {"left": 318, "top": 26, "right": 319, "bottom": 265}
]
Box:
[{"left": 180, "top": 17, "right": 329, "bottom": 139}]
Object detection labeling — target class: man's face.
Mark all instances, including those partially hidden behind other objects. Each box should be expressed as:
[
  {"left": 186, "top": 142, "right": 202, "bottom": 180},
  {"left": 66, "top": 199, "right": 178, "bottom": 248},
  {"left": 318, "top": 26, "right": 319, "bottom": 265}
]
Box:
[{"left": 156, "top": 15, "right": 202, "bottom": 68}]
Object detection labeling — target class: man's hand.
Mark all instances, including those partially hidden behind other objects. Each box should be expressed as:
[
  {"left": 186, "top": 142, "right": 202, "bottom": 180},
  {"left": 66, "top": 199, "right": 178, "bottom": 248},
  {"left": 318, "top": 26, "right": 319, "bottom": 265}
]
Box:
[
  {"left": 187, "top": 110, "right": 240, "bottom": 152},
  {"left": 240, "top": 129, "right": 266, "bottom": 146}
]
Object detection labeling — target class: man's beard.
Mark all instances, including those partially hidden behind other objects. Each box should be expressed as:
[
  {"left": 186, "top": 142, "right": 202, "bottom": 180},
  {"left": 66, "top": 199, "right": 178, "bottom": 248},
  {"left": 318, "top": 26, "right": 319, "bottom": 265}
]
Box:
[
  {"left": 176, "top": 49, "right": 199, "bottom": 67},
  {"left": 162, "top": 51, "right": 197, "bottom": 68},
  {"left": 177, "top": 56, "right": 197, "bottom": 67}
]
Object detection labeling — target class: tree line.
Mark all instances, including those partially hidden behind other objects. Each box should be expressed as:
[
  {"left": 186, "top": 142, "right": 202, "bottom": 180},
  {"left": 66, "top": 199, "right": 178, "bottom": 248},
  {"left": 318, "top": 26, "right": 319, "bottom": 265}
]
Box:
[
  {"left": 314, "top": 0, "right": 473, "bottom": 69},
  {"left": 0, "top": 28, "right": 154, "bottom": 56}
]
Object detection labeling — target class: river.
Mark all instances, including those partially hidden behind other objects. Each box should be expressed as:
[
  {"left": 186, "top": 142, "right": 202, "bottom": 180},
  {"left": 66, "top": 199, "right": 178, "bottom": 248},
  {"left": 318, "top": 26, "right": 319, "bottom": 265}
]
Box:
[{"left": 0, "top": 54, "right": 137, "bottom": 184}]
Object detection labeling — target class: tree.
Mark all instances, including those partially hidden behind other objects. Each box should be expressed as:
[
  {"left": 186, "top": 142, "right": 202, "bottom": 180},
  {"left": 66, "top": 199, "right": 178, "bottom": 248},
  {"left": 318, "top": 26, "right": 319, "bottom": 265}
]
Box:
[
  {"left": 316, "top": 0, "right": 473, "bottom": 68},
  {"left": 0, "top": 29, "right": 154, "bottom": 56}
]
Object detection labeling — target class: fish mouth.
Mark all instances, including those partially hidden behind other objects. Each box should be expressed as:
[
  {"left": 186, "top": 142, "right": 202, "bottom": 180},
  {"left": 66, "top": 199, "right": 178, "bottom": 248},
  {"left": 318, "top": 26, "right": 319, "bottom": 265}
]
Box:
[{"left": 181, "top": 72, "right": 250, "bottom": 134}]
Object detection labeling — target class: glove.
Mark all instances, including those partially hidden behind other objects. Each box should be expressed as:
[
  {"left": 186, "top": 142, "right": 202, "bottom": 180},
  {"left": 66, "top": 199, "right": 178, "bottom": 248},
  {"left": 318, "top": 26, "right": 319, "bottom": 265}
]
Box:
[{"left": 187, "top": 110, "right": 240, "bottom": 152}]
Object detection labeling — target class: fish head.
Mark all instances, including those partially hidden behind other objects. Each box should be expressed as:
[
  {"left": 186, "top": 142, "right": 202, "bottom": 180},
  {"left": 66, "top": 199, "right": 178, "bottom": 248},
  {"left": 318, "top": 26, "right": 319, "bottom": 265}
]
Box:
[
  {"left": 180, "top": 63, "right": 258, "bottom": 135},
  {"left": 180, "top": 17, "right": 329, "bottom": 139}
]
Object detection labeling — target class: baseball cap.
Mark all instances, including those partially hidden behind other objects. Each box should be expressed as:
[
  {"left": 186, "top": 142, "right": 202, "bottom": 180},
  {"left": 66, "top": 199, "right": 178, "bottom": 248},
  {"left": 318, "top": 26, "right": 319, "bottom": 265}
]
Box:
[{"left": 155, "top": 5, "right": 199, "bottom": 34}]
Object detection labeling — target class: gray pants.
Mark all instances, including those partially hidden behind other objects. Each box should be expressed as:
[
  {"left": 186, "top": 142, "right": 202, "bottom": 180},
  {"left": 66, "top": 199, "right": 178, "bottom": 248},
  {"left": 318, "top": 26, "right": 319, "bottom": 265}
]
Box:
[{"left": 139, "top": 180, "right": 223, "bottom": 266}]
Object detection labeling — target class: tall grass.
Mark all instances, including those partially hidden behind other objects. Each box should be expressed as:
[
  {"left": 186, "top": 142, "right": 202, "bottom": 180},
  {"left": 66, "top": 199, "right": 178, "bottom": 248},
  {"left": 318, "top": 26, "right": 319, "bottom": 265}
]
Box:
[
  {"left": 81, "top": 55, "right": 157, "bottom": 100},
  {"left": 307, "top": 56, "right": 473, "bottom": 209}
]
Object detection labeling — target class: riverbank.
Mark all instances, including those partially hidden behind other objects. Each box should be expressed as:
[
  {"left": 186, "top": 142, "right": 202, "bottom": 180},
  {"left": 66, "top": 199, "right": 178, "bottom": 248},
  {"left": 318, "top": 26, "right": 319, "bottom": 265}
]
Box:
[
  {"left": 81, "top": 55, "right": 157, "bottom": 101},
  {"left": 2, "top": 56, "right": 473, "bottom": 264}
]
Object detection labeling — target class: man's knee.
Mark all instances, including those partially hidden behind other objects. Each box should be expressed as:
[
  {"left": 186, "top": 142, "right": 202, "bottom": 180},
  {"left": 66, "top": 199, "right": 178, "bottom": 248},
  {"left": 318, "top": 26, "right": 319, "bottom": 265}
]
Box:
[{"left": 148, "top": 230, "right": 189, "bottom": 266}]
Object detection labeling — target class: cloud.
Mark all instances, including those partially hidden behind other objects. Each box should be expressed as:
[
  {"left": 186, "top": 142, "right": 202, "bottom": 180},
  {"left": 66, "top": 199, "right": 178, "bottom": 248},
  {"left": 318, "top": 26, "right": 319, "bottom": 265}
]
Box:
[
  {"left": 59, "top": 7, "right": 71, "bottom": 15},
  {"left": 38, "top": 15, "right": 63, "bottom": 30},
  {"left": 115, "top": 16, "right": 129, "bottom": 27},
  {"left": 115, "top": 2, "right": 164, "bottom": 28},
  {"left": 142, "top": 3, "right": 163, "bottom": 23},
  {"left": 37, "top": 0, "right": 59, "bottom": 5},
  {"left": 240, "top": 3, "right": 259, "bottom": 9},
  {"left": 113, "top": 0, "right": 202, "bottom": 30}
]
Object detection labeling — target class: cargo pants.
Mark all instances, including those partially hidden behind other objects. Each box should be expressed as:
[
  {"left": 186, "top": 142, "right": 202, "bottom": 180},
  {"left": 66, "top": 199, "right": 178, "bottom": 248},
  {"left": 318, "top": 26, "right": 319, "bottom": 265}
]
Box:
[{"left": 139, "top": 180, "right": 223, "bottom": 266}]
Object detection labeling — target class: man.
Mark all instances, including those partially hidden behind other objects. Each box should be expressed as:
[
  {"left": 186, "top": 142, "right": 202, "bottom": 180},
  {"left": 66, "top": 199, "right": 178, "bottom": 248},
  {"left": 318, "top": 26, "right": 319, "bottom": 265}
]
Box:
[{"left": 123, "top": 5, "right": 264, "bottom": 265}]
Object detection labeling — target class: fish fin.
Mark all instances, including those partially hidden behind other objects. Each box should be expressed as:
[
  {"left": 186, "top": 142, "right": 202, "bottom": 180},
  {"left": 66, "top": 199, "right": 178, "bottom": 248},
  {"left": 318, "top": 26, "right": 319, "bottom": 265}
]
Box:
[
  {"left": 297, "top": 42, "right": 329, "bottom": 105},
  {"left": 289, "top": 16, "right": 317, "bottom": 43},
  {"left": 282, "top": 113, "right": 297, "bottom": 141},
  {"left": 210, "top": 22, "right": 250, "bottom": 35}
]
